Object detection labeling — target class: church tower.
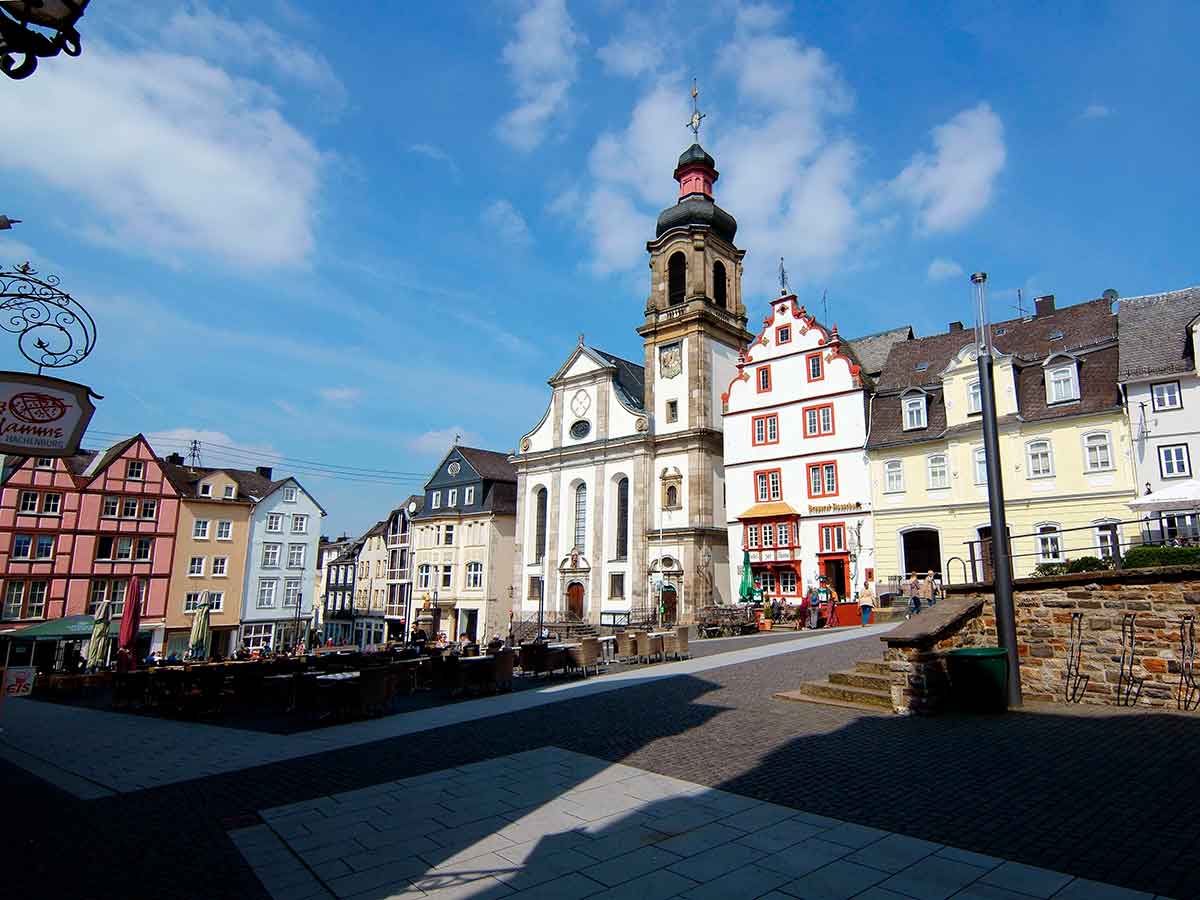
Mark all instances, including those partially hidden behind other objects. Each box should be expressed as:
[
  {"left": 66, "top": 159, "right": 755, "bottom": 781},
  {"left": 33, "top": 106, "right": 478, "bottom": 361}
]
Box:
[{"left": 636, "top": 83, "right": 753, "bottom": 620}]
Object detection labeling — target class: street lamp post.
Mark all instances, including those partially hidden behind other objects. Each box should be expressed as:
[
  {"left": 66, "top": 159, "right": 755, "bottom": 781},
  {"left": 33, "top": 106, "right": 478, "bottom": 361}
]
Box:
[{"left": 971, "top": 272, "right": 1022, "bottom": 708}]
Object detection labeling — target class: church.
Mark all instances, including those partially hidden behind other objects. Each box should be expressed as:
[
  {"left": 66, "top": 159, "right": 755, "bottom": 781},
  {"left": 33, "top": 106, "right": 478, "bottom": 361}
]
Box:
[{"left": 509, "top": 121, "right": 753, "bottom": 627}]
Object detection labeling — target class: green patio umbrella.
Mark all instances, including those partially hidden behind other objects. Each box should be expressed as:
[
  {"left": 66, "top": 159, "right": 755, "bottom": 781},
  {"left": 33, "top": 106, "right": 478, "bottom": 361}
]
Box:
[
  {"left": 85, "top": 600, "right": 112, "bottom": 670},
  {"left": 738, "top": 549, "right": 755, "bottom": 602},
  {"left": 187, "top": 592, "right": 212, "bottom": 661}
]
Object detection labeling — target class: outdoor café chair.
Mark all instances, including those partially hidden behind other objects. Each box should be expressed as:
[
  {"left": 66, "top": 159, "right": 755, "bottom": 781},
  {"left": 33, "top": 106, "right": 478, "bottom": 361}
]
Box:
[
  {"left": 635, "top": 632, "right": 659, "bottom": 664},
  {"left": 615, "top": 631, "right": 636, "bottom": 661},
  {"left": 661, "top": 631, "right": 679, "bottom": 660},
  {"left": 492, "top": 649, "right": 515, "bottom": 692},
  {"left": 674, "top": 625, "right": 691, "bottom": 659},
  {"left": 568, "top": 637, "right": 601, "bottom": 677}
]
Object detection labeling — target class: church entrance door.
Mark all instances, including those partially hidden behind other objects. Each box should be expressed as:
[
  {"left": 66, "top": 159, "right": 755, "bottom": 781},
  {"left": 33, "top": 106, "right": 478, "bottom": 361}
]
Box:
[
  {"left": 660, "top": 584, "right": 678, "bottom": 625},
  {"left": 566, "top": 582, "right": 584, "bottom": 621}
]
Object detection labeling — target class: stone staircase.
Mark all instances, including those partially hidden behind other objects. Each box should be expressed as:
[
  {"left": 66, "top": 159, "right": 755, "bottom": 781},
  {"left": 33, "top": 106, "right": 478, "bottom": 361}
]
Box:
[{"left": 775, "top": 658, "right": 893, "bottom": 711}]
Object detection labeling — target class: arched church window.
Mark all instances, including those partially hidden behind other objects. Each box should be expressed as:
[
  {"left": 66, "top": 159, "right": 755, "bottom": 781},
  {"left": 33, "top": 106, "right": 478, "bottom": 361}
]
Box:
[
  {"left": 713, "top": 260, "right": 727, "bottom": 309},
  {"left": 668, "top": 251, "right": 686, "bottom": 306},
  {"left": 574, "top": 483, "right": 587, "bottom": 551},
  {"left": 615, "top": 477, "right": 629, "bottom": 561},
  {"left": 534, "top": 488, "right": 547, "bottom": 563}
]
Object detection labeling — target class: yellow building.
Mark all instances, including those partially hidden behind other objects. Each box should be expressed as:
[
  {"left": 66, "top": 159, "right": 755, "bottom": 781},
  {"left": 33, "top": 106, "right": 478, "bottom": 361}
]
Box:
[{"left": 866, "top": 295, "right": 1138, "bottom": 586}]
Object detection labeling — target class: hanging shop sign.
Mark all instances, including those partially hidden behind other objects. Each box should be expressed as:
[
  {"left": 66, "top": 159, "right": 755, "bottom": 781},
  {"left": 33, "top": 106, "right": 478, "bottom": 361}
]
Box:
[{"left": 0, "top": 371, "right": 99, "bottom": 457}]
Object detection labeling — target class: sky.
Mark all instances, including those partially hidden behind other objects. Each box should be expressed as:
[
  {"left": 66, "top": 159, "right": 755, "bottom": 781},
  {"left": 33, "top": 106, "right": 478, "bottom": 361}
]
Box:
[{"left": 2, "top": 0, "right": 1197, "bottom": 536}]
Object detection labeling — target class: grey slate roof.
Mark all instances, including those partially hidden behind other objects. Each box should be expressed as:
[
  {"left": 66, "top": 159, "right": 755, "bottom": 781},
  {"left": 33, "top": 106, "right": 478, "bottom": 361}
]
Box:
[
  {"left": 846, "top": 325, "right": 915, "bottom": 378},
  {"left": 456, "top": 446, "right": 517, "bottom": 483},
  {"left": 591, "top": 347, "right": 646, "bottom": 410},
  {"left": 160, "top": 462, "right": 281, "bottom": 502},
  {"left": 1117, "top": 286, "right": 1200, "bottom": 380}
]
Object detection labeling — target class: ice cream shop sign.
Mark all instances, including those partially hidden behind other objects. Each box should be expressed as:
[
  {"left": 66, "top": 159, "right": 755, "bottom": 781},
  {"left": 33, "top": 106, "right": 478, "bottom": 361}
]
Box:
[{"left": 0, "top": 372, "right": 98, "bottom": 456}]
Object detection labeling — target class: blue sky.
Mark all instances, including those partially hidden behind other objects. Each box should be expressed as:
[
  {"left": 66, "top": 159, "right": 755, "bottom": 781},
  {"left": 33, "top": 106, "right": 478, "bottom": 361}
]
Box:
[{"left": 2, "top": 0, "right": 1197, "bottom": 536}]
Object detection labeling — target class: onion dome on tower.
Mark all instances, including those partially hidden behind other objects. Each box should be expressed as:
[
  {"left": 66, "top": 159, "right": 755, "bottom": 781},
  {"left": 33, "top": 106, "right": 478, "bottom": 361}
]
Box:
[{"left": 655, "top": 142, "right": 738, "bottom": 245}]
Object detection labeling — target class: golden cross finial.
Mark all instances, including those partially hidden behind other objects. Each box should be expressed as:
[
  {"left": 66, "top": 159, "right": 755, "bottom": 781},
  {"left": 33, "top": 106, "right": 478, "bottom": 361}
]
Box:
[{"left": 687, "top": 78, "right": 705, "bottom": 142}]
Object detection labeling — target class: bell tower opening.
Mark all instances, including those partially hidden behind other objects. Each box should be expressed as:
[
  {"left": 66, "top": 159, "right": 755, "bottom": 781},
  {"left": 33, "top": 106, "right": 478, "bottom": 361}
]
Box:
[
  {"left": 713, "top": 260, "right": 727, "bottom": 309},
  {"left": 668, "top": 252, "right": 686, "bottom": 306}
]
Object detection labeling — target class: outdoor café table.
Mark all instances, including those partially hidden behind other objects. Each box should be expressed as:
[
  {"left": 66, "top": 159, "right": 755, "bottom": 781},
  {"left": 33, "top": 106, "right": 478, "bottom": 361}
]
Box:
[
  {"left": 597, "top": 635, "right": 617, "bottom": 662},
  {"left": 316, "top": 671, "right": 359, "bottom": 682}
]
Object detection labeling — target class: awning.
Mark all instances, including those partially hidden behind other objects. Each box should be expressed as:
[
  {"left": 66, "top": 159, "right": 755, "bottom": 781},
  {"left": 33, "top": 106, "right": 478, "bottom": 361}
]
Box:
[
  {"left": 1128, "top": 479, "right": 1200, "bottom": 513},
  {"left": 0, "top": 615, "right": 156, "bottom": 642},
  {"left": 737, "top": 501, "right": 800, "bottom": 519}
]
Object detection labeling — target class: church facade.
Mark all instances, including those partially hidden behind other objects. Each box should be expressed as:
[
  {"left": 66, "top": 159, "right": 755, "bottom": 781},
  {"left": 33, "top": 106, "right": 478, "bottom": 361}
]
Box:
[{"left": 509, "top": 141, "right": 753, "bottom": 626}]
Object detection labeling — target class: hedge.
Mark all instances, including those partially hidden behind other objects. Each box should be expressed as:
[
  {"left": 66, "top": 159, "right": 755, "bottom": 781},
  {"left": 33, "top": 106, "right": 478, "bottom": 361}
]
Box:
[{"left": 1122, "top": 545, "right": 1200, "bottom": 569}]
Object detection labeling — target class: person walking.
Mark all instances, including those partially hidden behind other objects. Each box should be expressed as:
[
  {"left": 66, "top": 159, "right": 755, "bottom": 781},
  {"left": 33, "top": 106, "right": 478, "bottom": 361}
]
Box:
[{"left": 859, "top": 579, "right": 876, "bottom": 627}]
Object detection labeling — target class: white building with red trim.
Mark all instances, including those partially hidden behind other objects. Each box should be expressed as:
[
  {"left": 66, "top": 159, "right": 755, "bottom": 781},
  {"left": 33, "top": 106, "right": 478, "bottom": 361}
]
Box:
[{"left": 722, "top": 292, "right": 906, "bottom": 605}]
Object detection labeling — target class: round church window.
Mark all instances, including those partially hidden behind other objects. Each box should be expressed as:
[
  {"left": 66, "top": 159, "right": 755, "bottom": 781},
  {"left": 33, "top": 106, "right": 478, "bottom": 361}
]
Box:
[
  {"left": 570, "top": 420, "right": 591, "bottom": 440},
  {"left": 447, "top": 462, "right": 461, "bottom": 477}
]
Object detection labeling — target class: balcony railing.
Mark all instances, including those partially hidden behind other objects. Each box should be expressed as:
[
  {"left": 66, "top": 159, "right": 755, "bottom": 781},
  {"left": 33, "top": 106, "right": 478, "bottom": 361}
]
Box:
[
  {"left": 386, "top": 568, "right": 411, "bottom": 581},
  {"left": 385, "top": 604, "right": 404, "bottom": 618}
]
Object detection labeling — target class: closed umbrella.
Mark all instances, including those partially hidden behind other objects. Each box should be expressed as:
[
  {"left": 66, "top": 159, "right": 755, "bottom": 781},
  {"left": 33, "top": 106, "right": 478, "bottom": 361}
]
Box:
[
  {"left": 117, "top": 576, "right": 143, "bottom": 669},
  {"left": 188, "top": 592, "right": 212, "bottom": 661},
  {"left": 85, "top": 600, "right": 111, "bottom": 670},
  {"left": 738, "top": 550, "right": 755, "bottom": 602}
]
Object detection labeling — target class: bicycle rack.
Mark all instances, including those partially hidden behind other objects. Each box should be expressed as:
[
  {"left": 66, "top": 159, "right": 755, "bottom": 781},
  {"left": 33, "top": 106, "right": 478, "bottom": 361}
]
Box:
[
  {"left": 1179, "top": 615, "right": 1199, "bottom": 712},
  {"left": 1065, "top": 612, "right": 1089, "bottom": 703},
  {"left": 1117, "top": 613, "right": 1144, "bottom": 707}
]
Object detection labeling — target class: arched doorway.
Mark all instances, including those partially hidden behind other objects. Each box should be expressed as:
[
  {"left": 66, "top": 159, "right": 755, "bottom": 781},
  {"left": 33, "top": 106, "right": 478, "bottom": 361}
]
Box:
[
  {"left": 901, "top": 528, "right": 941, "bottom": 577},
  {"left": 659, "top": 584, "right": 678, "bottom": 625},
  {"left": 566, "top": 581, "right": 584, "bottom": 620}
]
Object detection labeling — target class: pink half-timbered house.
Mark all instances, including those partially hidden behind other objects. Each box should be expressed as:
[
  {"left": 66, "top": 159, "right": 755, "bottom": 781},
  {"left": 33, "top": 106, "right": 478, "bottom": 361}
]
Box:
[{"left": 0, "top": 435, "right": 180, "bottom": 650}]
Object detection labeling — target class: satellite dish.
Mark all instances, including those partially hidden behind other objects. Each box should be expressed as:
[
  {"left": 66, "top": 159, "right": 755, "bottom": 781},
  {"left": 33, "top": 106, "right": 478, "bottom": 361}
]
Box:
[{"left": 1102, "top": 289, "right": 1119, "bottom": 301}]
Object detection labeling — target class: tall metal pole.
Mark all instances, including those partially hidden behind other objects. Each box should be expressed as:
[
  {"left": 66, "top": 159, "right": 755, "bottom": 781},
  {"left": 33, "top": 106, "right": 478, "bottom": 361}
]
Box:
[{"left": 971, "top": 272, "right": 1022, "bottom": 707}]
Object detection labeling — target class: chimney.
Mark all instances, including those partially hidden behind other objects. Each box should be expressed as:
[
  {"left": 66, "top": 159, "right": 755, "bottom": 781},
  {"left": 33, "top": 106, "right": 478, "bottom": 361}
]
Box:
[
  {"left": 165, "top": 452, "right": 185, "bottom": 465},
  {"left": 1034, "top": 294, "right": 1056, "bottom": 317},
  {"left": 256, "top": 466, "right": 273, "bottom": 479},
  {"left": 948, "top": 321, "right": 964, "bottom": 332}
]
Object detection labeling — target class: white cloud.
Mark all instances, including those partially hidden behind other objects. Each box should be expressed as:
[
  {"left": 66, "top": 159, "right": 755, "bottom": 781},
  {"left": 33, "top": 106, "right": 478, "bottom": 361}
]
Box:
[
  {"left": 318, "top": 387, "right": 362, "bottom": 405},
  {"left": 927, "top": 258, "right": 964, "bottom": 281},
  {"left": 573, "top": 5, "right": 864, "bottom": 290},
  {"left": 1081, "top": 103, "right": 1113, "bottom": 120},
  {"left": 161, "top": 5, "right": 347, "bottom": 113},
  {"left": 409, "top": 143, "right": 460, "bottom": 179},
  {"left": 496, "top": 0, "right": 583, "bottom": 151},
  {"left": 5, "top": 41, "right": 323, "bottom": 268},
  {"left": 481, "top": 199, "right": 534, "bottom": 247},
  {"left": 407, "top": 427, "right": 481, "bottom": 456},
  {"left": 892, "top": 102, "right": 1006, "bottom": 234},
  {"left": 596, "top": 10, "right": 666, "bottom": 78}
]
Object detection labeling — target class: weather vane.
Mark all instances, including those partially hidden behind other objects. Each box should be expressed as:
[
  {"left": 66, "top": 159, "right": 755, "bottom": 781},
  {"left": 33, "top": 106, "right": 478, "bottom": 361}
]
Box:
[
  {"left": 778, "top": 257, "right": 790, "bottom": 296},
  {"left": 686, "top": 78, "right": 705, "bottom": 142}
]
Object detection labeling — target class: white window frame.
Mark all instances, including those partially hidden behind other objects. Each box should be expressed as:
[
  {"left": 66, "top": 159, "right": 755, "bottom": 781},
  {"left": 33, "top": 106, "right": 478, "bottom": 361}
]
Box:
[
  {"left": 287, "top": 543, "right": 305, "bottom": 568},
  {"left": 262, "top": 543, "right": 281, "bottom": 567},
  {"left": 1025, "top": 439, "right": 1054, "bottom": 479},
  {"left": 417, "top": 564, "right": 432, "bottom": 589},
  {"left": 1151, "top": 381, "right": 1182, "bottom": 412},
  {"left": 199, "top": 483, "right": 213, "bottom": 497},
  {"left": 443, "top": 524, "right": 455, "bottom": 546},
  {"left": 465, "top": 486, "right": 475, "bottom": 505},
  {"left": 223, "top": 484, "right": 235, "bottom": 499},
  {"left": 1046, "top": 362, "right": 1079, "bottom": 404},
  {"left": 141, "top": 499, "right": 158, "bottom": 520},
  {"left": 902, "top": 395, "right": 927, "bottom": 430},
  {"left": 1093, "top": 520, "right": 1121, "bottom": 560},
  {"left": 126, "top": 460, "right": 145, "bottom": 480},
  {"left": 973, "top": 447, "right": 988, "bottom": 485},
  {"left": 1083, "top": 431, "right": 1113, "bottom": 472},
  {"left": 243, "top": 622, "right": 273, "bottom": 649},
  {"left": 212, "top": 556, "right": 228, "bottom": 576},
  {"left": 927, "top": 454, "right": 949, "bottom": 490},
  {"left": 193, "top": 519, "right": 210, "bottom": 540},
  {"left": 282, "top": 487, "right": 298, "bottom": 503},
  {"left": 1036, "top": 524, "right": 1064, "bottom": 563},
  {"left": 448, "top": 488, "right": 458, "bottom": 506},
  {"left": 35, "top": 457, "right": 53, "bottom": 470},
  {"left": 188, "top": 556, "right": 205, "bottom": 576},
  {"left": 216, "top": 520, "right": 232, "bottom": 540},
  {"left": 257, "top": 579, "right": 278, "bottom": 608},
  {"left": 266, "top": 513, "right": 283, "bottom": 533},
  {"left": 291, "top": 514, "right": 308, "bottom": 533},
  {"left": 284, "top": 579, "right": 302, "bottom": 608},
  {"left": 208, "top": 591, "right": 224, "bottom": 612},
  {"left": 884, "top": 460, "right": 904, "bottom": 493},
  {"left": 465, "top": 561, "right": 483, "bottom": 589},
  {"left": 431, "top": 491, "right": 441, "bottom": 509},
  {"left": 35, "top": 534, "right": 54, "bottom": 560},
  {"left": 18, "top": 491, "right": 37, "bottom": 513},
  {"left": 967, "top": 380, "right": 981, "bottom": 415},
  {"left": 41, "top": 493, "right": 61, "bottom": 514},
  {"left": 1159, "top": 443, "right": 1191, "bottom": 479}
]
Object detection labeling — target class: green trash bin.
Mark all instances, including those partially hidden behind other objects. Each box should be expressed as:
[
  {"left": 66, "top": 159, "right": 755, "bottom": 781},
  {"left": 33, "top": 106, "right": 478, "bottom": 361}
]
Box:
[{"left": 945, "top": 647, "right": 1009, "bottom": 713}]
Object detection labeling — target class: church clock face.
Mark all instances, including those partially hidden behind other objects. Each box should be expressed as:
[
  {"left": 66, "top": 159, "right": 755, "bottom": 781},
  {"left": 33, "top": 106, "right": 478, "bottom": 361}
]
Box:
[{"left": 659, "top": 343, "right": 682, "bottom": 379}]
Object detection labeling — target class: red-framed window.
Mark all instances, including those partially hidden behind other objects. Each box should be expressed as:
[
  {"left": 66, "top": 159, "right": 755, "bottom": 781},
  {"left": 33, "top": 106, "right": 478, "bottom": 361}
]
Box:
[
  {"left": 754, "top": 468, "right": 782, "bottom": 502},
  {"left": 753, "top": 566, "right": 800, "bottom": 596},
  {"left": 803, "top": 403, "right": 835, "bottom": 437},
  {"left": 745, "top": 524, "right": 760, "bottom": 548},
  {"left": 806, "top": 460, "right": 838, "bottom": 498},
  {"left": 751, "top": 414, "right": 779, "bottom": 446},
  {"left": 819, "top": 522, "right": 847, "bottom": 553},
  {"left": 756, "top": 365, "right": 772, "bottom": 393},
  {"left": 775, "top": 325, "right": 792, "bottom": 345},
  {"left": 806, "top": 352, "right": 824, "bottom": 382}
]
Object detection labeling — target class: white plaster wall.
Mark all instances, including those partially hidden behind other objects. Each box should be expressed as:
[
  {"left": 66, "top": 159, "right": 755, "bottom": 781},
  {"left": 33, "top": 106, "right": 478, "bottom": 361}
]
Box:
[
  {"left": 710, "top": 340, "right": 741, "bottom": 424},
  {"left": 654, "top": 336, "right": 689, "bottom": 435},
  {"left": 560, "top": 384, "right": 598, "bottom": 446},
  {"left": 1127, "top": 373, "right": 1200, "bottom": 494},
  {"left": 241, "top": 485, "right": 323, "bottom": 626},
  {"left": 523, "top": 400, "right": 555, "bottom": 454},
  {"left": 651, "top": 450, "right": 690, "bottom": 529}
]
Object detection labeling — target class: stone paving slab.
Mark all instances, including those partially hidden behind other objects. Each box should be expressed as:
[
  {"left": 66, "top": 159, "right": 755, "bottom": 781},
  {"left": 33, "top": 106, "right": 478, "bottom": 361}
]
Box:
[{"left": 232, "top": 748, "right": 1169, "bottom": 900}]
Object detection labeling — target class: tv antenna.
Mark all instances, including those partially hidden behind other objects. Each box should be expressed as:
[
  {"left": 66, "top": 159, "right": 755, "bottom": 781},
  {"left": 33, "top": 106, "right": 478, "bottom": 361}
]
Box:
[
  {"left": 1014, "top": 288, "right": 1028, "bottom": 318},
  {"left": 188, "top": 439, "right": 202, "bottom": 467}
]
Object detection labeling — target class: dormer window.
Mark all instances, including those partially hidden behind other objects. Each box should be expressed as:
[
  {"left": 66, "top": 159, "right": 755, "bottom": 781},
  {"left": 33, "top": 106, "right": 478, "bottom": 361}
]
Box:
[
  {"left": 1045, "top": 359, "right": 1079, "bottom": 404},
  {"left": 282, "top": 487, "right": 298, "bottom": 502},
  {"left": 35, "top": 457, "right": 53, "bottom": 469},
  {"left": 199, "top": 483, "right": 213, "bottom": 497},
  {"left": 902, "top": 394, "right": 927, "bottom": 430},
  {"left": 224, "top": 485, "right": 236, "bottom": 499},
  {"left": 967, "top": 380, "right": 981, "bottom": 415}
]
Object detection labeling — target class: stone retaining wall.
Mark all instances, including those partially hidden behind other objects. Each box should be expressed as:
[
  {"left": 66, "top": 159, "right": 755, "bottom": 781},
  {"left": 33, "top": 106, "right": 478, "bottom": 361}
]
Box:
[{"left": 882, "top": 566, "right": 1200, "bottom": 714}]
